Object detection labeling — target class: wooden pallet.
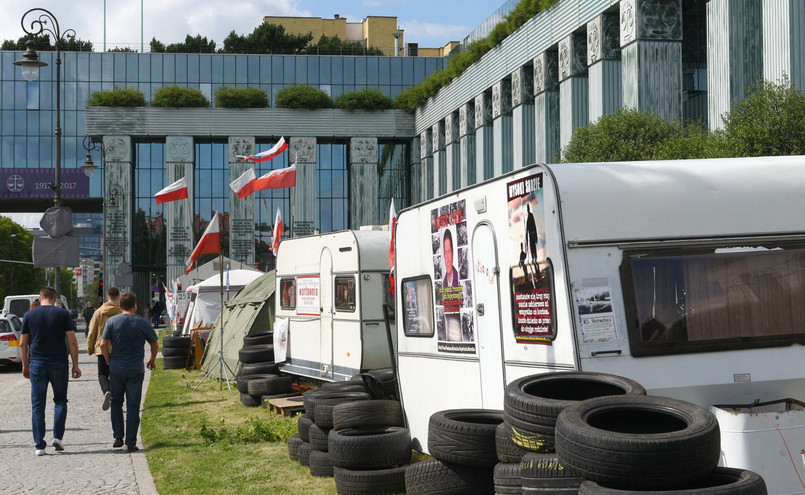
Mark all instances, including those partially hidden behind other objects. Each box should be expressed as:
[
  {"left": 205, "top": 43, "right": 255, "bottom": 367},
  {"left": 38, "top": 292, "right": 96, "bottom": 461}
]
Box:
[{"left": 267, "top": 396, "right": 305, "bottom": 416}]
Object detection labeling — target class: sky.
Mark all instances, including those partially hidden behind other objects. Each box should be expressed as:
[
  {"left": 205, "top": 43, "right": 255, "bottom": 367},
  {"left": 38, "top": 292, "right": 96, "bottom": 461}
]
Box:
[{"left": 0, "top": 0, "right": 499, "bottom": 51}]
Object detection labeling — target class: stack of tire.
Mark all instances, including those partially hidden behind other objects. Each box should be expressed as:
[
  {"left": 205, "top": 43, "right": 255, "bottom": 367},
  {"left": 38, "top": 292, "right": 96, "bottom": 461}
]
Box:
[
  {"left": 162, "top": 335, "right": 192, "bottom": 370},
  {"left": 236, "top": 331, "right": 293, "bottom": 407}
]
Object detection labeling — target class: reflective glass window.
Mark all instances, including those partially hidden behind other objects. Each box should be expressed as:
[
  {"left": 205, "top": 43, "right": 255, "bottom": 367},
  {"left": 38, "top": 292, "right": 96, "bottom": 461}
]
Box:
[
  {"left": 272, "top": 57, "right": 284, "bottom": 83},
  {"left": 175, "top": 54, "right": 188, "bottom": 83},
  {"left": 343, "top": 58, "right": 355, "bottom": 84},
  {"left": 150, "top": 54, "right": 163, "bottom": 81},
  {"left": 284, "top": 57, "right": 296, "bottom": 83},
  {"left": 26, "top": 81, "right": 39, "bottom": 110},
  {"left": 199, "top": 55, "right": 211, "bottom": 82},
  {"left": 211, "top": 56, "right": 224, "bottom": 84},
  {"left": 307, "top": 57, "right": 319, "bottom": 85},
  {"left": 127, "top": 54, "right": 139, "bottom": 82},
  {"left": 379, "top": 58, "right": 392, "bottom": 85},
  {"left": 235, "top": 55, "right": 247, "bottom": 83},
  {"left": 163, "top": 54, "right": 175, "bottom": 83},
  {"left": 295, "top": 57, "right": 307, "bottom": 83},
  {"left": 366, "top": 57, "right": 379, "bottom": 85},
  {"left": 139, "top": 54, "right": 151, "bottom": 81},
  {"left": 247, "top": 56, "right": 260, "bottom": 84}
]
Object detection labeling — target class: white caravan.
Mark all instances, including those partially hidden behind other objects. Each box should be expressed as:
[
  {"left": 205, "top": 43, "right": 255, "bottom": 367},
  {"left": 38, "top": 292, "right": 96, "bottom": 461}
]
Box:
[
  {"left": 275, "top": 229, "right": 395, "bottom": 382},
  {"left": 394, "top": 156, "right": 805, "bottom": 493}
]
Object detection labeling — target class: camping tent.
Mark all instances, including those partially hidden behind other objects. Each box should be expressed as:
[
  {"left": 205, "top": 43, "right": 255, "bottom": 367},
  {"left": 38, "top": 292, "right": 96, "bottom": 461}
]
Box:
[
  {"left": 181, "top": 268, "right": 263, "bottom": 335},
  {"left": 201, "top": 271, "right": 276, "bottom": 377}
]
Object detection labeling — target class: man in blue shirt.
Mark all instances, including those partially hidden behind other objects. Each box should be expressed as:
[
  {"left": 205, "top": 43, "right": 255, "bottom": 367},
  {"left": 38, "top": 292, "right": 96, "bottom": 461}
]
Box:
[
  {"left": 19, "top": 287, "right": 82, "bottom": 456},
  {"left": 100, "top": 291, "right": 158, "bottom": 452}
]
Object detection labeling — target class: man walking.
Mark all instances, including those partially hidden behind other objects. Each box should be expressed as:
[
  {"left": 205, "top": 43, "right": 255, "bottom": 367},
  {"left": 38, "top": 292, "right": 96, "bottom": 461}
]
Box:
[
  {"left": 100, "top": 291, "right": 158, "bottom": 452},
  {"left": 87, "top": 287, "right": 122, "bottom": 411},
  {"left": 82, "top": 301, "right": 95, "bottom": 337},
  {"left": 19, "top": 287, "right": 82, "bottom": 456}
]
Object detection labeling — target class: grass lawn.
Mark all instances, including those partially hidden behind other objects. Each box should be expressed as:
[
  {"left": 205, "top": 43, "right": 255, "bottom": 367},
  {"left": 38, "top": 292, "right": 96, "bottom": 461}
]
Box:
[{"left": 140, "top": 359, "right": 338, "bottom": 495}]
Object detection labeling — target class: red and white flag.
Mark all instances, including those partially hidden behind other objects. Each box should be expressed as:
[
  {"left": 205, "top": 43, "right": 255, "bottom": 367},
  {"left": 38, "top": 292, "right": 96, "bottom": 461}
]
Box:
[
  {"left": 388, "top": 199, "right": 397, "bottom": 295},
  {"left": 185, "top": 212, "right": 221, "bottom": 274},
  {"left": 271, "top": 208, "right": 284, "bottom": 255},
  {"left": 237, "top": 137, "right": 287, "bottom": 163},
  {"left": 230, "top": 168, "right": 257, "bottom": 199},
  {"left": 253, "top": 163, "right": 297, "bottom": 191},
  {"left": 155, "top": 177, "right": 188, "bottom": 204}
]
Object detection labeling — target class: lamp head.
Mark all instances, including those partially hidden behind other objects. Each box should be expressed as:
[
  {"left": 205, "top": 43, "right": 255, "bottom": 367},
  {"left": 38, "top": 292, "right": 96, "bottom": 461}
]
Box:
[
  {"left": 82, "top": 152, "right": 96, "bottom": 178},
  {"left": 13, "top": 40, "right": 47, "bottom": 81}
]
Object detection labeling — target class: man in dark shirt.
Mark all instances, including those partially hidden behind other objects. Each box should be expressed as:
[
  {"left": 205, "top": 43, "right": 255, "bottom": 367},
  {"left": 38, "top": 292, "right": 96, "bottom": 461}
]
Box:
[
  {"left": 100, "top": 291, "right": 159, "bottom": 452},
  {"left": 19, "top": 287, "right": 81, "bottom": 456}
]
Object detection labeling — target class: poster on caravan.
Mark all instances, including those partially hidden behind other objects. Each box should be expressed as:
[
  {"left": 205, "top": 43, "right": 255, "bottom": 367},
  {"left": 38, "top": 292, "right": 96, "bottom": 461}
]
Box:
[
  {"left": 430, "top": 199, "right": 475, "bottom": 353},
  {"left": 507, "top": 173, "right": 555, "bottom": 344}
]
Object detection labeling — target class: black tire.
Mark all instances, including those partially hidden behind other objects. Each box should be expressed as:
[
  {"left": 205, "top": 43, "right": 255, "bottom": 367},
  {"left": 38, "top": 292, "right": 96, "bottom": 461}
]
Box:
[
  {"left": 238, "top": 344, "right": 274, "bottom": 363},
  {"left": 328, "top": 426, "right": 412, "bottom": 470},
  {"left": 555, "top": 395, "right": 721, "bottom": 489},
  {"left": 243, "top": 331, "right": 273, "bottom": 347},
  {"left": 247, "top": 375, "right": 293, "bottom": 396},
  {"left": 501, "top": 413, "right": 556, "bottom": 453},
  {"left": 298, "top": 441, "right": 313, "bottom": 466},
  {"left": 239, "top": 361, "right": 279, "bottom": 376},
  {"left": 308, "top": 423, "right": 331, "bottom": 452},
  {"left": 428, "top": 409, "right": 503, "bottom": 467},
  {"left": 240, "top": 393, "right": 261, "bottom": 407},
  {"left": 236, "top": 374, "right": 277, "bottom": 395},
  {"left": 315, "top": 396, "right": 372, "bottom": 430},
  {"left": 298, "top": 415, "right": 313, "bottom": 442},
  {"left": 333, "top": 465, "right": 408, "bottom": 495},
  {"left": 361, "top": 368, "right": 398, "bottom": 399},
  {"left": 162, "top": 336, "right": 191, "bottom": 348},
  {"left": 494, "top": 462, "right": 522, "bottom": 491},
  {"left": 161, "top": 346, "right": 190, "bottom": 357},
  {"left": 333, "top": 399, "right": 405, "bottom": 431},
  {"left": 496, "top": 421, "right": 538, "bottom": 462},
  {"left": 520, "top": 453, "right": 584, "bottom": 492},
  {"left": 303, "top": 390, "right": 371, "bottom": 419},
  {"left": 308, "top": 449, "right": 334, "bottom": 477},
  {"left": 578, "top": 467, "right": 767, "bottom": 495},
  {"left": 287, "top": 434, "right": 303, "bottom": 461},
  {"left": 320, "top": 381, "right": 368, "bottom": 393},
  {"left": 505, "top": 372, "right": 646, "bottom": 427},
  {"left": 405, "top": 459, "right": 495, "bottom": 495},
  {"left": 163, "top": 355, "right": 190, "bottom": 370}
]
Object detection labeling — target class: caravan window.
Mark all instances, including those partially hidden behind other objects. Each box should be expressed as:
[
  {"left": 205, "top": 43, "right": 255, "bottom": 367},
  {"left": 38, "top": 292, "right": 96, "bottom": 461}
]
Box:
[
  {"left": 621, "top": 244, "right": 805, "bottom": 356},
  {"left": 335, "top": 276, "right": 356, "bottom": 312},
  {"left": 280, "top": 278, "right": 296, "bottom": 310},
  {"left": 383, "top": 274, "right": 395, "bottom": 320},
  {"left": 402, "top": 277, "right": 434, "bottom": 337}
]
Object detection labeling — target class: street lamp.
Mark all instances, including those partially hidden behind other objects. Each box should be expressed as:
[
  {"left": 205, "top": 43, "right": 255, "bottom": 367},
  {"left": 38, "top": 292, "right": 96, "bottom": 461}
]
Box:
[{"left": 82, "top": 136, "right": 114, "bottom": 178}]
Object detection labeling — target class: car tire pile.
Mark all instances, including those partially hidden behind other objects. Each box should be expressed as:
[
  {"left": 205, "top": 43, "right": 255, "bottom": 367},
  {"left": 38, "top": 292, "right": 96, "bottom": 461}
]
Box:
[
  {"left": 162, "top": 335, "right": 192, "bottom": 370},
  {"left": 236, "top": 331, "right": 293, "bottom": 407}
]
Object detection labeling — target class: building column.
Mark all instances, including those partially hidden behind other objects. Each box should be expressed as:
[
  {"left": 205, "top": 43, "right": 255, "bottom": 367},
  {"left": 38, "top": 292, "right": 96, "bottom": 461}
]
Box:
[
  {"left": 444, "top": 112, "right": 460, "bottom": 192},
  {"left": 432, "top": 121, "right": 445, "bottom": 198},
  {"left": 410, "top": 136, "right": 422, "bottom": 205},
  {"left": 620, "top": 0, "right": 683, "bottom": 122},
  {"left": 559, "top": 31, "right": 589, "bottom": 153},
  {"left": 289, "top": 137, "right": 317, "bottom": 236},
  {"left": 588, "top": 13, "right": 622, "bottom": 123},
  {"left": 165, "top": 136, "right": 194, "bottom": 283},
  {"left": 102, "top": 135, "right": 133, "bottom": 291},
  {"left": 708, "top": 0, "right": 762, "bottom": 131},
  {"left": 763, "top": 1, "right": 804, "bottom": 89},
  {"left": 512, "top": 65, "right": 535, "bottom": 169},
  {"left": 474, "top": 91, "right": 493, "bottom": 181},
  {"left": 459, "top": 102, "right": 476, "bottom": 187},
  {"left": 492, "top": 79, "right": 513, "bottom": 175},
  {"left": 534, "top": 50, "right": 560, "bottom": 163},
  {"left": 420, "top": 130, "right": 432, "bottom": 201},
  {"left": 349, "top": 137, "right": 379, "bottom": 229},
  {"left": 228, "top": 137, "right": 255, "bottom": 266}
]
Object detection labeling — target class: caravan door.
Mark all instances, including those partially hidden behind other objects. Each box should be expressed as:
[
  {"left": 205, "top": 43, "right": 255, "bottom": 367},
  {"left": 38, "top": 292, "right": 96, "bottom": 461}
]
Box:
[
  {"left": 320, "top": 248, "right": 334, "bottom": 379},
  {"left": 472, "top": 222, "right": 506, "bottom": 408}
]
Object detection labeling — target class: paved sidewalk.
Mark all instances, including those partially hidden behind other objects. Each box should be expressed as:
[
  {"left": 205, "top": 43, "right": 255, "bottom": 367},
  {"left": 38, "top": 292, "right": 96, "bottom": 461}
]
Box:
[{"left": 0, "top": 324, "right": 158, "bottom": 495}]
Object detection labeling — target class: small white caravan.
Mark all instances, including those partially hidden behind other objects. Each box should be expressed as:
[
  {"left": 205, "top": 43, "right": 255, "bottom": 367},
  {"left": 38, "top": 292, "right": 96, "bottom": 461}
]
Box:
[
  {"left": 275, "top": 229, "right": 395, "bottom": 382},
  {"left": 394, "top": 156, "right": 805, "bottom": 493}
]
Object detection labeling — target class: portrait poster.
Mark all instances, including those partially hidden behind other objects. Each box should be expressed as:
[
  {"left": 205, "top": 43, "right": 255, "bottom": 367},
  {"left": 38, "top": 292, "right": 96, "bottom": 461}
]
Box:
[
  {"left": 431, "top": 199, "right": 475, "bottom": 353},
  {"left": 507, "top": 173, "right": 555, "bottom": 344}
]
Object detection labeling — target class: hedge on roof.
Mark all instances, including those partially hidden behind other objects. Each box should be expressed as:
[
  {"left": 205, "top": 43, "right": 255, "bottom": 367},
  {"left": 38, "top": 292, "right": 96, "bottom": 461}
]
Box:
[
  {"left": 275, "top": 85, "right": 334, "bottom": 110},
  {"left": 215, "top": 86, "right": 269, "bottom": 108},
  {"left": 86, "top": 87, "right": 146, "bottom": 107},
  {"left": 335, "top": 89, "right": 394, "bottom": 111},
  {"left": 151, "top": 85, "right": 210, "bottom": 108}
]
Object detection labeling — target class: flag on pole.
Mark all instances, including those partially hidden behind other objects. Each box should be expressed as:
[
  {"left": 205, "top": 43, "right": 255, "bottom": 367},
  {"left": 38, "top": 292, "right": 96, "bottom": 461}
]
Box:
[
  {"left": 185, "top": 212, "right": 221, "bottom": 274},
  {"left": 388, "top": 199, "right": 397, "bottom": 295},
  {"left": 253, "top": 163, "right": 297, "bottom": 191},
  {"left": 230, "top": 168, "right": 257, "bottom": 199},
  {"left": 271, "top": 208, "right": 284, "bottom": 255},
  {"left": 236, "top": 137, "right": 287, "bottom": 162},
  {"left": 154, "top": 177, "right": 189, "bottom": 204}
]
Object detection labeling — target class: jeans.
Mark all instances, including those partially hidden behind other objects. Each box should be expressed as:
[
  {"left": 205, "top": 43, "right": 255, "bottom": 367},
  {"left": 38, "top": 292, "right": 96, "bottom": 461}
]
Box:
[
  {"left": 29, "top": 359, "right": 69, "bottom": 450},
  {"left": 97, "top": 355, "right": 110, "bottom": 394},
  {"left": 109, "top": 371, "right": 145, "bottom": 447}
]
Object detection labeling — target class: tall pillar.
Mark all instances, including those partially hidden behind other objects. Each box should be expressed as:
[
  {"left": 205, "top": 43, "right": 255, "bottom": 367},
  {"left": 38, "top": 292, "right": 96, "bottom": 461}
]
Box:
[
  {"left": 588, "top": 13, "right": 622, "bottom": 123},
  {"left": 620, "top": 0, "right": 683, "bottom": 122},
  {"left": 512, "top": 65, "right": 535, "bottom": 169},
  {"left": 432, "top": 121, "right": 445, "bottom": 198},
  {"left": 559, "top": 32, "right": 589, "bottom": 153},
  {"left": 492, "top": 79, "right": 513, "bottom": 175},
  {"left": 102, "top": 135, "right": 133, "bottom": 291},
  {"left": 289, "top": 137, "right": 317, "bottom": 236},
  {"left": 474, "top": 91, "right": 493, "bottom": 180},
  {"left": 459, "top": 102, "right": 476, "bottom": 187},
  {"left": 410, "top": 136, "right": 422, "bottom": 205},
  {"left": 165, "top": 136, "right": 194, "bottom": 283},
  {"left": 349, "top": 137, "right": 379, "bottom": 228},
  {"left": 420, "top": 130, "right": 432, "bottom": 201},
  {"left": 444, "top": 112, "right": 460, "bottom": 192},
  {"left": 534, "top": 50, "right": 560, "bottom": 163},
  {"left": 228, "top": 137, "right": 255, "bottom": 266},
  {"left": 763, "top": 0, "right": 805, "bottom": 88}
]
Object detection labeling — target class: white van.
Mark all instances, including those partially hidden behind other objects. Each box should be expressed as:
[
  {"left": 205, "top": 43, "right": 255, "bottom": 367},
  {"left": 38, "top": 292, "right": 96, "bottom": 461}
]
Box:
[
  {"left": 275, "top": 229, "right": 395, "bottom": 382},
  {"left": 393, "top": 156, "right": 805, "bottom": 493},
  {"left": 3, "top": 294, "right": 71, "bottom": 319}
]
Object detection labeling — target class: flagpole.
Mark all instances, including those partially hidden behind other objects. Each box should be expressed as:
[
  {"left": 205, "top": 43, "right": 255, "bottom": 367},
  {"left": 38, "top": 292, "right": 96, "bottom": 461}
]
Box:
[
  {"left": 219, "top": 252, "right": 225, "bottom": 387},
  {"left": 291, "top": 153, "right": 297, "bottom": 238}
]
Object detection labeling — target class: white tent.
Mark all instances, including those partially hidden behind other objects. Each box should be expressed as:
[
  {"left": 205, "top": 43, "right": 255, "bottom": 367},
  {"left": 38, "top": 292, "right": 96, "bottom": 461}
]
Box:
[{"left": 181, "top": 268, "right": 263, "bottom": 335}]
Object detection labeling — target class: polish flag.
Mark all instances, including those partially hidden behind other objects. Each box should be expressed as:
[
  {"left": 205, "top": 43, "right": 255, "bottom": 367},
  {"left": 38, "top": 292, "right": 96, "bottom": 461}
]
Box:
[
  {"left": 185, "top": 212, "right": 221, "bottom": 274},
  {"left": 253, "top": 163, "right": 297, "bottom": 191},
  {"left": 230, "top": 168, "right": 257, "bottom": 199},
  {"left": 237, "top": 137, "right": 287, "bottom": 162},
  {"left": 388, "top": 199, "right": 397, "bottom": 295},
  {"left": 271, "top": 208, "right": 283, "bottom": 255},
  {"left": 154, "top": 177, "right": 188, "bottom": 204}
]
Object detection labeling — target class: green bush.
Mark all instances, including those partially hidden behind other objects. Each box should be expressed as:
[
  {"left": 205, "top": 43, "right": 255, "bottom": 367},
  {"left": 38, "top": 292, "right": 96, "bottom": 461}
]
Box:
[
  {"left": 87, "top": 87, "right": 146, "bottom": 107},
  {"left": 151, "top": 85, "right": 210, "bottom": 108},
  {"left": 275, "top": 85, "right": 333, "bottom": 110},
  {"left": 214, "top": 86, "right": 269, "bottom": 108},
  {"left": 199, "top": 417, "right": 297, "bottom": 446},
  {"left": 334, "top": 89, "right": 394, "bottom": 111}
]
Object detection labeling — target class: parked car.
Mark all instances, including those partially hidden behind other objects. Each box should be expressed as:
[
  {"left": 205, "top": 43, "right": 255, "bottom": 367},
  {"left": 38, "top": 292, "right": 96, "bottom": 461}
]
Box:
[{"left": 0, "top": 313, "right": 22, "bottom": 369}]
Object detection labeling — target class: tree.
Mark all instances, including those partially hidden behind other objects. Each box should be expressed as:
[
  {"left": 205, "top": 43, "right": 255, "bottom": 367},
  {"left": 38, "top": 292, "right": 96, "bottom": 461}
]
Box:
[
  {"left": 165, "top": 34, "right": 216, "bottom": 53},
  {"left": 0, "top": 34, "right": 93, "bottom": 52},
  {"left": 0, "top": 217, "right": 46, "bottom": 303},
  {"left": 150, "top": 37, "right": 166, "bottom": 53},
  {"left": 310, "top": 35, "right": 384, "bottom": 55},
  {"left": 221, "top": 23, "right": 312, "bottom": 54}
]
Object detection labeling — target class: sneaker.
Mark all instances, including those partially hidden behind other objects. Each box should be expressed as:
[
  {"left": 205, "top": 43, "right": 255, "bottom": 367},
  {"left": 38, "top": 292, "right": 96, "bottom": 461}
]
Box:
[
  {"left": 35, "top": 449, "right": 46, "bottom": 456},
  {"left": 113, "top": 438, "right": 124, "bottom": 448},
  {"left": 52, "top": 438, "right": 64, "bottom": 451},
  {"left": 102, "top": 391, "right": 111, "bottom": 411},
  {"left": 127, "top": 445, "right": 139, "bottom": 453}
]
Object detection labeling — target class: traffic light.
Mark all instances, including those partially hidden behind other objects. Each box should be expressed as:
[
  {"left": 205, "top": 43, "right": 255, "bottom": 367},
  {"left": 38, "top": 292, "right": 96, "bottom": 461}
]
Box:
[{"left": 98, "top": 273, "right": 104, "bottom": 297}]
